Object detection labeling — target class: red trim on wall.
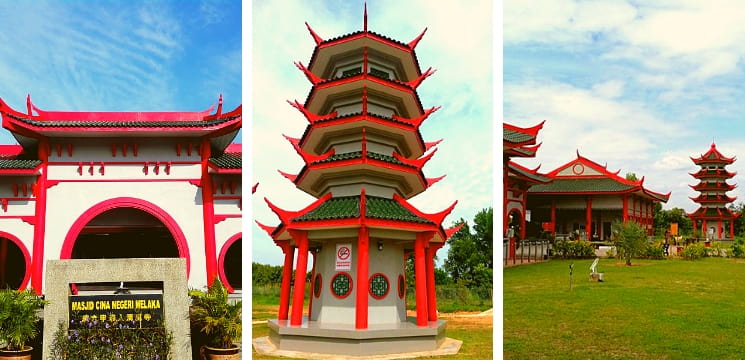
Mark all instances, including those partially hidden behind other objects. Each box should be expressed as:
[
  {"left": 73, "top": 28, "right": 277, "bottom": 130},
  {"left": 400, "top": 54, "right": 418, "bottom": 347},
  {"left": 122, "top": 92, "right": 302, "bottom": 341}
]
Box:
[
  {"left": 0, "top": 231, "right": 31, "bottom": 290},
  {"left": 48, "top": 161, "right": 200, "bottom": 165},
  {"left": 59, "top": 197, "right": 191, "bottom": 275},
  {"left": 217, "top": 232, "right": 241, "bottom": 294}
]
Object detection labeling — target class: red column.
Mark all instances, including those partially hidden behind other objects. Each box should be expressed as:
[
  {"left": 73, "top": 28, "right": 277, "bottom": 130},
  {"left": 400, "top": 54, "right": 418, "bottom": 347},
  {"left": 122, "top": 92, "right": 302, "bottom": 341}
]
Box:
[
  {"left": 426, "top": 241, "right": 442, "bottom": 321},
  {"left": 731, "top": 219, "right": 735, "bottom": 238},
  {"left": 414, "top": 233, "right": 429, "bottom": 326},
  {"left": 586, "top": 197, "right": 592, "bottom": 240},
  {"left": 718, "top": 219, "right": 723, "bottom": 239},
  {"left": 520, "top": 190, "right": 527, "bottom": 239},
  {"left": 622, "top": 196, "right": 628, "bottom": 223},
  {"left": 356, "top": 226, "right": 369, "bottom": 329},
  {"left": 703, "top": 220, "right": 708, "bottom": 238},
  {"left": 278, "top": 242, "right": 295, "bottom": 321},
  {"left": 200, "top": 139, "right": 218, "bottom": 285},
  {"left": 31, "top": 139, "right": 49, "bottom": 294},
  {"left": 692, "top": 219, "right": 697, "bottom": 233},
  {"left": 308, "top": 251, "right": 317, "bottom": 321},
  {"left": 550, "top": 200, "right": 556, "bottom": 236},
  {"left": 289, "top": 230, "right": 309, "bottom": 326}
]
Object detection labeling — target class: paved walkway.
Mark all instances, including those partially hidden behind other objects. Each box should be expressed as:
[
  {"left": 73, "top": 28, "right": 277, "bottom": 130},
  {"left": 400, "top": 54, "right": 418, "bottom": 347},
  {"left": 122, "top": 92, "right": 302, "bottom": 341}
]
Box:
[{"left": 253, "top": 336, "right": 462, "bottom": 360}]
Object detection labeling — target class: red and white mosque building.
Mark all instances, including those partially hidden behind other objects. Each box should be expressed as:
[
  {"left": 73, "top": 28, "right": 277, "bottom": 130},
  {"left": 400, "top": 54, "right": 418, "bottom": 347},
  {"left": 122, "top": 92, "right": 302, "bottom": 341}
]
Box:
[{"left": 0, "top": 95, "right": 242, "bottom": 294}]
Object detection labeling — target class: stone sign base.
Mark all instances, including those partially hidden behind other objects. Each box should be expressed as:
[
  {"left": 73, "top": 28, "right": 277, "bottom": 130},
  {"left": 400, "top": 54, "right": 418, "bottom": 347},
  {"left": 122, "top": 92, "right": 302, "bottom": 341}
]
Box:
[{"left": 259, "top": 317, "right": 453, "bottom": 357}]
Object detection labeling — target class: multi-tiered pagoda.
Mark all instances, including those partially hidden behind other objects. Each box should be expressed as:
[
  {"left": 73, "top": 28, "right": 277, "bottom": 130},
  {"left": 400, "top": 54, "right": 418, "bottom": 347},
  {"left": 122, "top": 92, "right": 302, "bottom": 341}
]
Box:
[
  {"left": 256, "top": 7, "right": 461, "bottom": 357},
  {"left": 688, "top": 142, "right": 740, "bottom": 239}
]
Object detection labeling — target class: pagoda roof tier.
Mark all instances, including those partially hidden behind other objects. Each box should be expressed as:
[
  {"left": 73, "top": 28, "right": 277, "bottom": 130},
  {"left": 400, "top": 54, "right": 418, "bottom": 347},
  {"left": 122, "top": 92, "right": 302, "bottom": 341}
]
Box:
[
  {"left": 282, "top": 147, "right": 442, "bottom": 199},
  {"left": 691, "top": 142, "right": 735, "bottom": 165},
  {"left": 294, "top": 110, "right": 434, "bottom": 159},
  {"left": 690, "top": 181, "right": 736, "bottom": 192},
  {"left": 688, "top": 206, "right": 741, "bottom": 219},
  {"left": 305, "top": 24, "right": 425, "bottom": 83},
  {"left": 690, "top": 194, "right": 737, "bottom": 204},
  {"left": 504, "top": 121, "right": 544, "bottom": 158},
  {"left": 208, "top": 143, "right": 241, "bottom": 174},
  {"left": 528, "top": 152, "right": 670, "bottom": 203},
  {"left": 0, "top": 144, "right": 42, "bottom": 175},
  {"left": 0, "top": 96, "right": 242, "bottom": 148},
  {"left": 259, "top": 190, "right": 458, "bottom": 244},
  {"left": 508, "top": 161, "right": 552, "bottom": 185},
  {"left": 303, "top": 76, "right": 424, "bottom": 120},
  {"left": 689, "top": 168, "right": 737, "bottom": 179}
]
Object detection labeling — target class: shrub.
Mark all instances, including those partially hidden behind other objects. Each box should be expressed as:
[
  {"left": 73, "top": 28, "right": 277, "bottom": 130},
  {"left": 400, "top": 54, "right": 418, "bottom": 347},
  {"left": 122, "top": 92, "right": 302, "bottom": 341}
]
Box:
[
  {"left": 606, "top": 247, "right": 616, "bottom": 259},
  {"left": 682, "top": 243, "right": 707, "bottom": 260},
  {"left": 0, "top": 288, "right": 47, "bottom": 351},
  {"left": 731, "top": 238, "right": 745, "bottom": 258},
  {"left": 553, "top": 240, "right": 595, "bottom": 259},
  {"left": 645, "top": 244, "right": 665, "bottom": 260},
  {"left": 189, "top": 279, "right": 241, "bottom": 349},
  {"left": 612, "top": 220, "right": 648, "bottom": 266},
  {"left": 49, "top": 318, "right": 172, "bottom": 359}
]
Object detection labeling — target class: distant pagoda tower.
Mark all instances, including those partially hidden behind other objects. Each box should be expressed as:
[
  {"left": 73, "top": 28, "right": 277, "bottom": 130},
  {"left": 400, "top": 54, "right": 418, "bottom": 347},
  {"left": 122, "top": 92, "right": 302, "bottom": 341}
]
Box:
[
  {"left": 688, "top": 142, "right": 740, "bottom": 239},
  {"left": 255, "top": 5, "right": 461, "bottom": 357}
]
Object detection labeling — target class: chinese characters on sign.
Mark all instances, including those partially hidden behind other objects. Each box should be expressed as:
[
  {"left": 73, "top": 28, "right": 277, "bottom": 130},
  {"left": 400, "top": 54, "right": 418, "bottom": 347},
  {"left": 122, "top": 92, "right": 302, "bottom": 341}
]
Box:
[{"left": 69, "top": 294, "right": 164, "bottom": 328}]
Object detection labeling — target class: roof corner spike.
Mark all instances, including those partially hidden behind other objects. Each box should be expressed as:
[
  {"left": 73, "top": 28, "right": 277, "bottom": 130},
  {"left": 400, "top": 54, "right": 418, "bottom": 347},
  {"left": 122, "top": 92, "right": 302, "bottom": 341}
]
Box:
[
  {"left": 408, "top": 27, "right": 428, "bottom": 49},
  {"left": 305, "top": 22, "right": 323, "bottom": 45},
  {"left": 26, "top": 94, "right": 32, "bottom": 115},
  {"left": 294, "top": 61, "right": 323, "bottom": 85},
  {"left": 363, "top": 2, "right": 368, "bottom": 32},
  {"left": 217, "top": 94, "right": 223, "bottom": 115}
]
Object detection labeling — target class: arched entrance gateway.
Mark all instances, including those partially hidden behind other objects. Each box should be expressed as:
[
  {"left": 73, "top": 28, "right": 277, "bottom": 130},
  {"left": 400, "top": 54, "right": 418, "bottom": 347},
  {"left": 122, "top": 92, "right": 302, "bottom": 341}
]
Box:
[
  {"left": 0, "top": 232, "right": 31, "bottom": 290},
  {"left": 219, "top": 233, "right": 241, "bottom": 293},
  {"left": 60, "top": 197, "right": 190, "bottom": 291}
]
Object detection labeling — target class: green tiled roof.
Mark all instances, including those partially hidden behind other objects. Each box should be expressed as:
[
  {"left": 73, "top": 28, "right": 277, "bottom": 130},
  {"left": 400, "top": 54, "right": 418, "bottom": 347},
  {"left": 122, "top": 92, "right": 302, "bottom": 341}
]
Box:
[
  {"left": 504, "top": 128, "right": 535, "bottom": 144},
  {"left": 366, "top": 196, "right": 432, "bottom": 223},
  {"left": 0, "top": 159, "right": 41, "bottom": 169},
  {"left": 4, "top": 112, "right": 240, "bottom": 128},
  {"left": 209, "top": 152, "right": 241, "bottom": 169},
  {"left": 529, "top": 178, "right": 636, "bottom": 193},
  {"left": 292, "top": 195, "right": 433, "bottom": 224},
  {"left": 508, "top": 163, "right": 551, "bottom": 184},
  {"left": 312, "top": 151, "right": 414, "bottom": 167},
  {"left": 294, "top": 196, "right": 360, "bottom": 221}
]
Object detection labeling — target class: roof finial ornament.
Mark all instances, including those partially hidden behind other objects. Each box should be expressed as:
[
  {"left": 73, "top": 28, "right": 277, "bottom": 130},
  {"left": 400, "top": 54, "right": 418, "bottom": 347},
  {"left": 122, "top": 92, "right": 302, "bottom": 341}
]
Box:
[
  {"left": 26, "top": 94, "right": 32, "bottom": 116},
  {"left": 217, "top": 93, "right": 223, "bottom": 115},
  {"left": 363, "top": 2, "right": 368, "bottom": 32},
  {"left": 305, "top": 22, "right": 323, "bottom": 45}
]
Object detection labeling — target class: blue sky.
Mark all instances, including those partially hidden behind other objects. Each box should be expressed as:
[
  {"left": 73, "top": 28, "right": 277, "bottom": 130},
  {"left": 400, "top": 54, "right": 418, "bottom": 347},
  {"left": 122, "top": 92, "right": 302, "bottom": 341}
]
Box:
[
  {"left": 252, "top": 0, "right": 493, "bottom": 266},
  {"left": 0, "top": 0, "right": 241, "bottom": 145},
  {"left": 505, "top": 0, "right": 745, "bottom": 213}
]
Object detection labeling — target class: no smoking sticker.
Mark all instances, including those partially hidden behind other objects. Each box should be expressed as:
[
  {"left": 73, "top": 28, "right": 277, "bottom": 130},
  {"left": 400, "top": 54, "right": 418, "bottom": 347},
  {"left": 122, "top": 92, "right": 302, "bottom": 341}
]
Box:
[{"left": 335, "top": 243, "right": 352, "bottom": 270}]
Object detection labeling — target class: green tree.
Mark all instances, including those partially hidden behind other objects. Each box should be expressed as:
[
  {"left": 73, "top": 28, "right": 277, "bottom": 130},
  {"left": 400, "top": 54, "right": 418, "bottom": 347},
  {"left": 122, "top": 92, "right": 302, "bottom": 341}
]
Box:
[
  {"left": 728, "top": 202, "right": 745, "bottom": 236},
  {"left": 612, "top": 220, "right": 648, "bottom": 266},
  {"left": 443, "top": 208, "right": 493, "bottom": 288},
  {"left": 654, "top": 206, "right": 693, "bottom": 237},
  {"left": 625, "top": 173, "right": 638, "bottom": 181}
]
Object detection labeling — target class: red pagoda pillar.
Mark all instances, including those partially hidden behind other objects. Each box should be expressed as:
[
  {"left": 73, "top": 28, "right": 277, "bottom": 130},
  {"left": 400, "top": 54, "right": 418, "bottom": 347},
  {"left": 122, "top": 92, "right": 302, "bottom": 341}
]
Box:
[
  {"left": 622, "top": 196, "right": 628, "bottom": 222},
  {"left": 414, "top": 233, "right": 429, "bottom": 326},
  {"left": 426, "top": 240, "right": 442, "bottom": 322},
  {"left": 278, "top": 242, "right": 295, "bottom": 321},
  {"left": 356, "top": 226, "right": 370, "bottom": 329},
  {"left": 586, "top": 197, "right": 592, "bottom": 240},
  {"left": 289, "top": 230, "right": 309, "bottom": 326},
  {"left": 550, "top": 200, "right": 556, "bottom": 236}
]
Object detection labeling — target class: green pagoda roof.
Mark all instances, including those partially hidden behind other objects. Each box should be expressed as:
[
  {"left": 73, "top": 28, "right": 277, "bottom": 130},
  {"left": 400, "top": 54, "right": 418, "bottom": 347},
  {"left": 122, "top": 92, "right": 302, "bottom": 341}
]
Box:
[
  {"left": 0, "top": 159, "right": 41, "bottom": 169},
  {"left": 529, "top": 178, "right": 637, "bottom": 193},
  {"left": 293, "top": 195, "right": 432, "bottom": 224},
  {"left": 209, "top": 152, "right": 241, "bottom": 169}
]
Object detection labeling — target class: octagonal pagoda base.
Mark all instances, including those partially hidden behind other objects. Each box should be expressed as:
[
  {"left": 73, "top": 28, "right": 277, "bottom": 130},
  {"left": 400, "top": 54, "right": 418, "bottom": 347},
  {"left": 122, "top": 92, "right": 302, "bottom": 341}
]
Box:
[{"left": 258, "top": 317, "right": 455, "bottom": 357}]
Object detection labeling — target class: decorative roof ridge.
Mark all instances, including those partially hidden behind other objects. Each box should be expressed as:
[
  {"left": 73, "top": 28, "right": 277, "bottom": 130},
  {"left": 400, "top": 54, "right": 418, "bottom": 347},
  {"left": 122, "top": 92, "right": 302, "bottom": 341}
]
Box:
[
  {"left": 546, "top": 152, "right": 636, "bottom": 186},
  {"left": 691, "top": 142, "right": 736, "bottom": 164},
  {"left": 503, "top": 120, "right": 545, "bottom": 139},
  {"left": 391, "top": 193, "right": 456, "bottom": 226},
  {"left": 508, "top": 161, "right": 552, "bottom": 184}
]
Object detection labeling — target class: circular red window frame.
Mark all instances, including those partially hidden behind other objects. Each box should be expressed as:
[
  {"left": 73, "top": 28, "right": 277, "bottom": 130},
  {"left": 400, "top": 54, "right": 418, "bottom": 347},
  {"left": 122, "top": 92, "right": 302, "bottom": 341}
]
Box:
[
  {"left": 397, "top": 274, "right": 405, "bottom": 299},
  {"left": 368, "top": 272, "right": 390, "bottom": 300},
  {"left": 330, "top": 272, "right": 353, "bottom": 299},
  {"left": 313, "top": 273, "right": 322, "bottom": 298},
  {"left": 572, "top": 163, "right": 585, "bottom": 175}
]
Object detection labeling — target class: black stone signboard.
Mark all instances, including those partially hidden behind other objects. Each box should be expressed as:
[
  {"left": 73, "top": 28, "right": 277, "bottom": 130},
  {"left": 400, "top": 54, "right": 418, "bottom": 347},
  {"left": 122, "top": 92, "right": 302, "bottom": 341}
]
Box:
[{"left": 69, "top": 294, "right": 163, "bottom": 328}]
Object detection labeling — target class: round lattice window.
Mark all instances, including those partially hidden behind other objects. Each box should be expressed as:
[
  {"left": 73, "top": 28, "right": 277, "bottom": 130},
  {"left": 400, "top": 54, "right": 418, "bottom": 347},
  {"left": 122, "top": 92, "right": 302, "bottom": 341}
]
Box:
[
  {"left": 330, "top": 272, "right": 353, "bottom": 298},
  {"left": 369, "top": 273, "right": 389, "bottom": 299},
  {"left": 313, "top": 273, "right": 322, "bottom": 298},
  {"left": 397, "top": 274, "right": 405, "bottom": 299}
]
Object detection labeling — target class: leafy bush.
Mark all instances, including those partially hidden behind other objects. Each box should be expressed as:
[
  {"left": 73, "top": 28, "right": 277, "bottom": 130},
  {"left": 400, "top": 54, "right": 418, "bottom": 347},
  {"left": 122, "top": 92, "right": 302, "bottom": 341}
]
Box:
[
  {"left": 708, "top": 241, "right": 728, "bottom": 257},
  {"left": 189, "top": 280, "right": 241, "bottom": 349},
  {"left": 0, "top": 288, "right": 47, "bottom": 351},
  {"left": 682, "top": 243, "right": 708, "bottom": 260},
  {"left": 731, "top": 238, "right": 745, "bottom": 258},
  {"left": 644, "top": 244, "right": 665, "bottom": 260},
  {"left": 553, "top": 240, "right": 595, "bottom": 259},
  {"left": 612, "top": 220, "right": 649, "bottom": 266},
  {"left": 606, "top": 247, "right": 616, "bottom": 259},
  {"left": 49, "top": 318, "right": 172, "bottom": 359}
]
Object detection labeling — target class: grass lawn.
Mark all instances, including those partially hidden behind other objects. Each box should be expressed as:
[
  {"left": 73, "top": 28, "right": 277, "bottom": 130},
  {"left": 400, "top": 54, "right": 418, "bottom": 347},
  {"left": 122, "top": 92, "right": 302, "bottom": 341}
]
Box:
[
  {"left": 504, "top": 257, "right": 745, "bottom": 359},
  {"left": 251, "top": 287, "right": 493, "bottom": 359}
]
